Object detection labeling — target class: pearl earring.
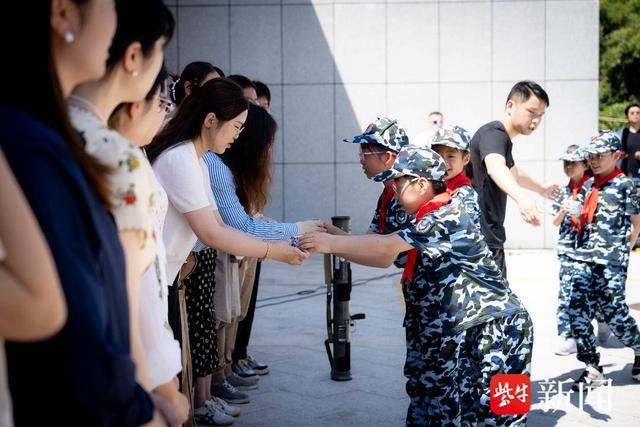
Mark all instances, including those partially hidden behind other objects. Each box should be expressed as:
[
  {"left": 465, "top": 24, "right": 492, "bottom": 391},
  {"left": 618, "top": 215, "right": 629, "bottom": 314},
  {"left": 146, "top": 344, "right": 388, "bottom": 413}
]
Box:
[
  {"left": 64, "top": 31, "right": 75, "bottom": 43},
  {"left": 132, "top": 70, "right": 139, "bottom": 77}
]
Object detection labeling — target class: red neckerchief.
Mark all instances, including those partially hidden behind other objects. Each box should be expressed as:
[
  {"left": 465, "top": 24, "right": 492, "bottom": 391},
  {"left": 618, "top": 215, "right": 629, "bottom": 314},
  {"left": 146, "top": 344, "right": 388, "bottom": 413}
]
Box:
[
  {"left": 446, "top": 172, "right": 472, "bottom": 193},
  {"left": 577, "top": 168, "right": 623, "bottom": 236},
  {"left": 568, "top": 174, "right": 590, "bottom": 227},
  {"left": 378, "top": 187, "right": 394, "bottom": 232},
  {"left": 401, "top": 192, "right": 453, "bottom": 289}
]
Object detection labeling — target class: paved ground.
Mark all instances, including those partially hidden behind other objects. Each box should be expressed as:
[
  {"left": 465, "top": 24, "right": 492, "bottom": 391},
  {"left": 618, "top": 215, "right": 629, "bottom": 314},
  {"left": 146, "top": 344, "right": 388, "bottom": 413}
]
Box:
[{"left": 229, "top": 250, "right": 640, "bottom": 426}]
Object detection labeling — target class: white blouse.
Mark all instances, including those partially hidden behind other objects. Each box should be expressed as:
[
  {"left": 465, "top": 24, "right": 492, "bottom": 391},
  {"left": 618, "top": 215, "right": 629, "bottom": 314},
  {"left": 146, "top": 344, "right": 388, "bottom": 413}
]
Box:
[{"left": 69, "top": 96, "right": 157, "bottom": 262}]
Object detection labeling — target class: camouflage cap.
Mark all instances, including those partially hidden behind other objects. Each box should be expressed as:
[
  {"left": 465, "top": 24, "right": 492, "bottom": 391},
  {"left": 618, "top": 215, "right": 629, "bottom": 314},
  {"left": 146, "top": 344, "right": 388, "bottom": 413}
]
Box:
[
  {"left": 585, "top": 130, "right": 621, "bottom": 154},
  {"left": 429, "top": 125, "right": 471, "bottom": 152},
  {"left": 559, "top": 145, "right": 587, "bottom": 162},
  {"left": 343, "top": 117, "right": 409, "bottom": 153},
  {"left": 373, "top": 145, "right": 448, "bottom": 183}
]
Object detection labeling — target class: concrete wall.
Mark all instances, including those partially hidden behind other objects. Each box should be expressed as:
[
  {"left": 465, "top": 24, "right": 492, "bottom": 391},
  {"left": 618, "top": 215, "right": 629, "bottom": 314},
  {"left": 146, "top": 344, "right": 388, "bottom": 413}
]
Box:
[{"left": 164, "top": 0, "right": 599, "bottom": 248}]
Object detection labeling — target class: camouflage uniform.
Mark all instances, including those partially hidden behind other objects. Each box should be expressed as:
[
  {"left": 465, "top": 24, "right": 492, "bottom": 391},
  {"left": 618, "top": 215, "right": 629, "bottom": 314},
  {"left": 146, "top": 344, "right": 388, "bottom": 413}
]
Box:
[
  {"left": 431, "top": 126, "right": 482, "bottom": 231},
  {"left": 552, "top": 146, "right": 596, "bottom": 338},
  {"left": 376, "top": 147, "right": 533, "bottom": 426},
  {"left": 345, "top": 117, "right": 413, "bottom": 266},
  {"left": 452, "top": 184, "right": 481, "bottom": 232},
  {"left": 565, "top": 131, "right": 640, "bottom": 369}
]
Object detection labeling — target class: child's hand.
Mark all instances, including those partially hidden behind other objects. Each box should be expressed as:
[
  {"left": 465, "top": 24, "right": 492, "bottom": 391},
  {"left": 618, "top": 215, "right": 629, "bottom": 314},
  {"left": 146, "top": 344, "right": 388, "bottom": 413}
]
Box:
[
  {"left": 298, "top": 232, "right": 332, "bottom": 254},
  {"left": 324, "top": 223, "right": 348, "bottom": 236}
]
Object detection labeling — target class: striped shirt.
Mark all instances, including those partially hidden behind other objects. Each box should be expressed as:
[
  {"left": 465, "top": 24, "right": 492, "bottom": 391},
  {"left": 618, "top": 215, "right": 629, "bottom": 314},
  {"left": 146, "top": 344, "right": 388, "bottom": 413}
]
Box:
[{"left": 193, "top": 152, "right": 298, "bottom": 252}]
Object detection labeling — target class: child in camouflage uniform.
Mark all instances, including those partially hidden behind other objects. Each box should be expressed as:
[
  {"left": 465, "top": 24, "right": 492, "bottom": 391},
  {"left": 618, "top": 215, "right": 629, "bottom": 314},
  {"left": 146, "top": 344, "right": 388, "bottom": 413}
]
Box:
[
  {"left": 345, "top": 116, "right": 411, "bottom": 236},
  {"left": 300, "top": 147, "right": 533, "bottom": 426},
  {"left": 327, "top": 117, "right": 412, "bottom": 267},
  {"left": 552, "top": 145, "right": 609, "bottom": 357},
  {"left": 430, "top": 125, "right": 481, "bottom": 230},
  {"left": 553, "top": 145, "right": 590, "bottom": 355},
  {"left": 564, "top": 131, "right": 640, "bottom": 390}
]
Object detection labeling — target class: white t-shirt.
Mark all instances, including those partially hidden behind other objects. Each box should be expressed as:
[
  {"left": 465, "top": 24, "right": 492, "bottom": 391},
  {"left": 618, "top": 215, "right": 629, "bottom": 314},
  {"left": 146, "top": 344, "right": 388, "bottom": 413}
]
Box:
[
  {"left": 152, "top": 142, "right": 217, "bottom": 283},
  {"left": 139, "top": 179, "right": 182, "bottom": 389}
]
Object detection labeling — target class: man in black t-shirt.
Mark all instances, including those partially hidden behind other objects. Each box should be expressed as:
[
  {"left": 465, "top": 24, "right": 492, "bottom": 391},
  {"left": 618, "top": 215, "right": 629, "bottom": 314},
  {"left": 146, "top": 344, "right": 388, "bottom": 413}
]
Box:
[
  {"left": 621, "top": 103, "right": 640, "bottom": 180},
  {"left": 470, "top": 81, "right": 560, "bottom": 278}
]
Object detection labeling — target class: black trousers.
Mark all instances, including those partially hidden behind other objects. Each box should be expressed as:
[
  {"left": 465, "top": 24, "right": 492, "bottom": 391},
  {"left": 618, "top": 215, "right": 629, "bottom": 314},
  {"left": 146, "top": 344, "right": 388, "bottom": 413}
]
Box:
[
  {"left": 232, "top": 260, "right": 261, "bottom": 362},
  {"left": 488, "top": 246, "right": 507, "bottom": 280},
  {"left": 168, "top": 274, "right": 182, "bottom": 345}
]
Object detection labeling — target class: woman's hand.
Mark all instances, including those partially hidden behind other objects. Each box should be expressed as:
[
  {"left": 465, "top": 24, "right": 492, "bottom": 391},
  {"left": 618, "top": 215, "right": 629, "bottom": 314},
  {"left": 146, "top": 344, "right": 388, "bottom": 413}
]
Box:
[
  {"left": 268, "top": 240, "right": 309, "bottom": 265},
  {"left": 298, "top": 232, "right": 332, "bottom": 254},
  {"left": 296, "top": 219, "right": 326, "bottom": 234}
]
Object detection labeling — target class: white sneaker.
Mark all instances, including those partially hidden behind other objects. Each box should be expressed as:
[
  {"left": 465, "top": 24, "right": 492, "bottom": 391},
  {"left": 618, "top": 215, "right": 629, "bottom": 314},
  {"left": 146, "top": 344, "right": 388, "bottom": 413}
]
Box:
[
  {"left": 208, "top": 396, "right": 241, "bottom": 417},
  {"left": 555, "top": 337, "right": 577, "bottom": 356},
  {"left": 194, "top": 402, "right": 234, "bottom": 426},
  {"left": 597, "top": 322, "right": 612, "bottom": 344}
]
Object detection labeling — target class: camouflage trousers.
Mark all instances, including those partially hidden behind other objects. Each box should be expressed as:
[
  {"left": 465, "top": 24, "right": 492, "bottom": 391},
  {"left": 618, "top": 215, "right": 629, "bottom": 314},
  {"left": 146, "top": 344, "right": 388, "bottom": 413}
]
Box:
[
  {"left": 404, "top": 310, "right": 533, "bottom": 426},
  {"left": 567, "top": 260, "right": 640, "bottom": 368},
  {"left": 557, "top": 256, "right": 604, "bottom": 337}
]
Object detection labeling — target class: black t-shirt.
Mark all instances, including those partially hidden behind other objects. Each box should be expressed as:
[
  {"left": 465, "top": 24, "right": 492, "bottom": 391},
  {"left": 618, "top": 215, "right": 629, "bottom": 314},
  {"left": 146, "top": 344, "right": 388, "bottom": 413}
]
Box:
[
  {"left": 469, "top": 121, "right": 515, "bottom": 247},
  {"left": 622, "top": 129, "right": 640, "bottom": 178}
]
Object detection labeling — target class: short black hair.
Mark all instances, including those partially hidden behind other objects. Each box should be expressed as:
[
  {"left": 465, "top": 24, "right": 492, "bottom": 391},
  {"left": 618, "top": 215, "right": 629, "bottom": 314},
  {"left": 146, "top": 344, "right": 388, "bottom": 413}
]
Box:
[
  {"left": 625, "top": 103, "right": 640, "bottom": 117},
  {"left": 227, "top": 74, "right": 257, "bottom": 91},
  {"left": 254, "top": 80, "right": 271, "bottom": 103},
  {"left": 506, "top": 80, "right": 549, "bottom": 107},
  {"left": 361, "top": 142, "right": 398, "bottom": 154},
  {"left": 430, "top": 180, "right": 447, "bottom": 194}
]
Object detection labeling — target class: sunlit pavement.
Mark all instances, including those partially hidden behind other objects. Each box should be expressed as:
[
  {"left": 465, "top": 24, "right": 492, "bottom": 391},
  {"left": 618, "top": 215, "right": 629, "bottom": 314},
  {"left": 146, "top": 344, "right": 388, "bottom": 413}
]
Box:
[{"left": 232, "top": 250, "right": 640, "bottom": 426}]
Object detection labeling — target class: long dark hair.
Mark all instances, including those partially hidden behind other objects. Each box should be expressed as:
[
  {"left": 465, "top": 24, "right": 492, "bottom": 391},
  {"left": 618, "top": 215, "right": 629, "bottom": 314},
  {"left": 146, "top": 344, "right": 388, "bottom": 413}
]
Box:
[
  {"left": 0, "top": 1, "right": 112, "bottom": 205},
  {"left": 171, "top": 61, "right": 225, "bottom": 105},
  {"left": 146, "top": 78, "right": 248, "bottom": 163},
  {"left": 108, "top": 65, "right": 169, "bottom": 129},
  {"left": 107, "top": 0, "right": 174, "bottom": 68},
  {"left": 221, "top": 104, "right": 277, "bottom": 214}
]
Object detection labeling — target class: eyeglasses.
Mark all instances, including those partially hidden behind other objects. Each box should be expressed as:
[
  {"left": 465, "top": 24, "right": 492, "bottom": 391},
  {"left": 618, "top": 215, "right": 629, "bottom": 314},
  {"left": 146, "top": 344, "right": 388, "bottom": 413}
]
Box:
[
  {"left": 358, "top": 151, "right": 386, "bottom": 161},
  {"left": 587, "top": 152, "right": 613, "bottom": 161},
  {"left": 234, "top": 124, "right": 245, "bottom": 136},
  {"left": 158, "top": 96, "right": 175, "bottom": 114},
  {"left": 390, "top": 177, "right": 420, "bottom": 194}
]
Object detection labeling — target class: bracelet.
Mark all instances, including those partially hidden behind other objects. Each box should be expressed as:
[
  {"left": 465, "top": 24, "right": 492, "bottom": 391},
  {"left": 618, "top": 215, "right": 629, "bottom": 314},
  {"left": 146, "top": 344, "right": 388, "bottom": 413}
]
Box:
[{"left": 261, "top": 242, "right": 270, "bottom": 261}]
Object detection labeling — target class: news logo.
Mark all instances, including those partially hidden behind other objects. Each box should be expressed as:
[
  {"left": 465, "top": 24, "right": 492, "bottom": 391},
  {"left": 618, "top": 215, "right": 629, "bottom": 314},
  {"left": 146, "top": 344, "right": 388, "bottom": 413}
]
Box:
[{"left": 490, "top": 374, "right": 531, "bottom": 415}]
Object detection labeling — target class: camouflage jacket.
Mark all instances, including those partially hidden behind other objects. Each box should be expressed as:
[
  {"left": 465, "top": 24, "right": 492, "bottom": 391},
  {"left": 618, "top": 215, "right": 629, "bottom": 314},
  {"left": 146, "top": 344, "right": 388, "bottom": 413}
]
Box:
[
  {"left": 451, "top": 184, "right": 481, "bottom": 232},
  {"left": 369, "top": 187, "right": 412, "bottom": 234},
  {"left": 398, "top": 200, "right": 526, "bottom": 335},
  {"left": 552, "top": 186, "right": 580, "bottom": 258},
  {"left": 369, "top": 187, "right": 412, "bottom": 268},
  {"left": 568, "top": 174, "right": 640, "bottom": 266}
]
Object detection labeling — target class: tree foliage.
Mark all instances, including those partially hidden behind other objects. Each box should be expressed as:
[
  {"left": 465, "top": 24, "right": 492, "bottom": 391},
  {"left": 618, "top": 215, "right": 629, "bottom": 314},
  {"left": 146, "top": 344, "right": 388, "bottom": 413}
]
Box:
[{"left": 600, "top": 0, "right": 640, "bottom": 115}]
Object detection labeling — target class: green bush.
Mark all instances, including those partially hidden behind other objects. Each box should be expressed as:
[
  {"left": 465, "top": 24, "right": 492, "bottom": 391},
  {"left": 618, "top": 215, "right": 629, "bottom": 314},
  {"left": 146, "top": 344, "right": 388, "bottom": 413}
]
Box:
[{"left": 599, "top": 0, "right": 640, "bottom": 125}]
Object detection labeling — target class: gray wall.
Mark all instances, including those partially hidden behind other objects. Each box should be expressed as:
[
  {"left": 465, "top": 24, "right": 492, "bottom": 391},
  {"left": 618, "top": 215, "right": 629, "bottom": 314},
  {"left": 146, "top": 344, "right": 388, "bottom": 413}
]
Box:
[{"left": 165, "top": 0, "right": 599, "bottom": 249}]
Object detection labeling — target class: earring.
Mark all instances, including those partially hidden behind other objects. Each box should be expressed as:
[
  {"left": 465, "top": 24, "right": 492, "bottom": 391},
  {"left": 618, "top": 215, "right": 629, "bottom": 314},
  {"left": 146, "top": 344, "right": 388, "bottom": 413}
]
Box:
[
  {"left": 131, "top": 70, "right": 139, "bottom": 77},
  {"left": 64, "top": 31, "right": 75, "bottom": 44}
]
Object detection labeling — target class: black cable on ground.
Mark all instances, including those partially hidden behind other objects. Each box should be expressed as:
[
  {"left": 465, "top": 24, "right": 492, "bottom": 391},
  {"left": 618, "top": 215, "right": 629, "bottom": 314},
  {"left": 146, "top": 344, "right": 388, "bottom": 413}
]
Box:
[{"left": 256, "top": 271, "right": 400, "bottom": 309}]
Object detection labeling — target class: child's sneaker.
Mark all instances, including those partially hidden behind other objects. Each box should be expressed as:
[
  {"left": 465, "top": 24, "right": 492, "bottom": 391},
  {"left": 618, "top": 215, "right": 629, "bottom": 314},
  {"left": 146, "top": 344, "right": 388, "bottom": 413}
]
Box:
[
  {"left": 632, "top": 351, "right": 640, "bottom": 381},
  {"left": 571, "top": 366, "right": 606, "bottom": 392},
  {"left": 555, "top": 337, "right": 577, "bottom": 356}
]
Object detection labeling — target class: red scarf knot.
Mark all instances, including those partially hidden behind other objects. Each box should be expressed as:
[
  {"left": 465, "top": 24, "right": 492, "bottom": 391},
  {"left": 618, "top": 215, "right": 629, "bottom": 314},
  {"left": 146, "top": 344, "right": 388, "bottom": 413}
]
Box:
[{"left": 401, "top": 192, "right": 452, "bottom": 289}]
